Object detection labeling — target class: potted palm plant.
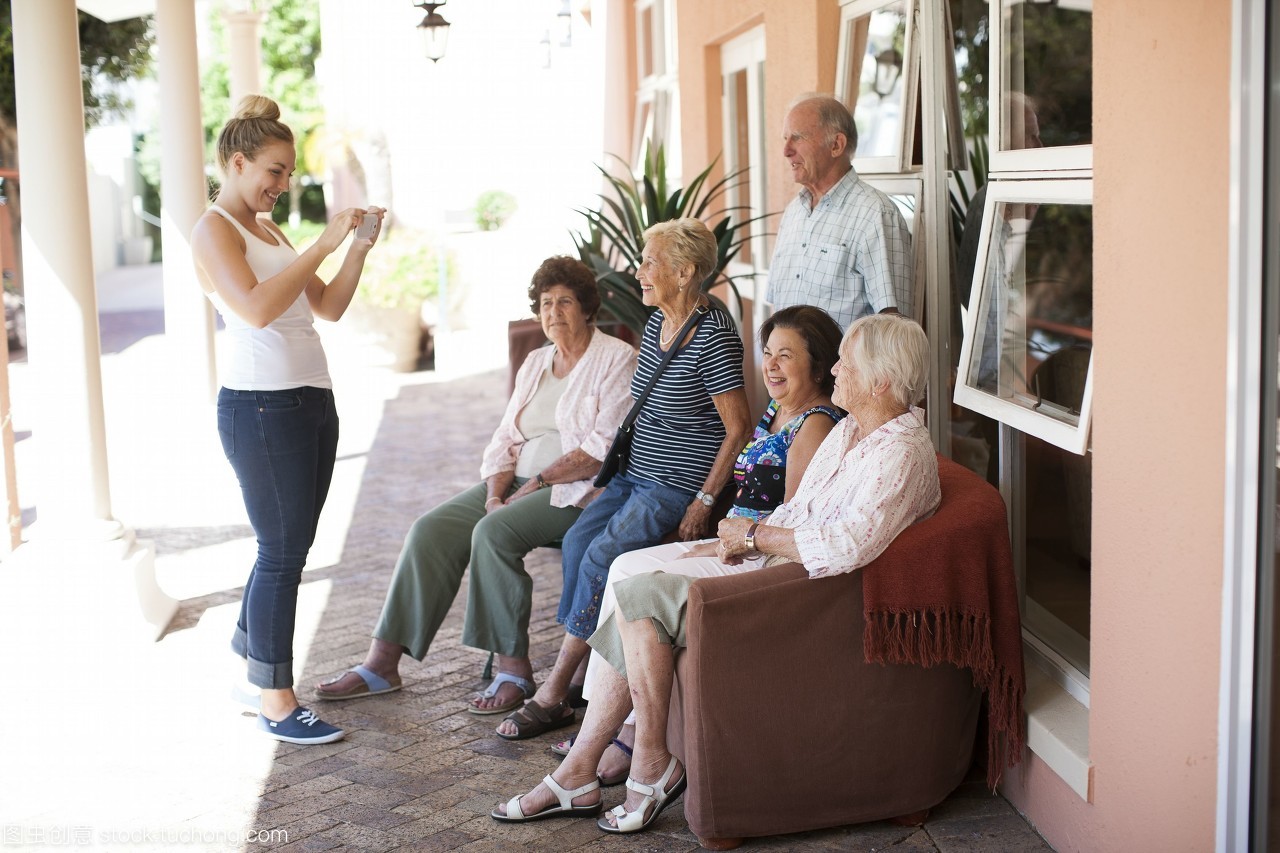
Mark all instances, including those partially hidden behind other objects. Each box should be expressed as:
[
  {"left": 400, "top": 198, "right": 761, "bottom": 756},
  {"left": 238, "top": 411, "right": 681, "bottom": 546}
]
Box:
[{"left": 571, "top": 144, "right": 769, "bottom": 336}]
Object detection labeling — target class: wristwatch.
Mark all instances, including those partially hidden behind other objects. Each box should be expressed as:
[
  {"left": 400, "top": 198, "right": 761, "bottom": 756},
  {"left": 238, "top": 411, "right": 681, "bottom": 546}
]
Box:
[
  {"left": 695, "top": 489, "right": 715, "bottom": 507},
  {"left": 536, "top": 473, "right": 549, "bottom": 489},
  {"left": 745, "top": 522, "right": 759, "bottom": 552}
]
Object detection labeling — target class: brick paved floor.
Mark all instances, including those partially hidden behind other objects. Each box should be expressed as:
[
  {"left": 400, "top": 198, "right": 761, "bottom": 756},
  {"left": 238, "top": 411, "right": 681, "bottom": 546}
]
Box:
[{"left": 0, "top": 340, "right": 1053, "bottom": 851}]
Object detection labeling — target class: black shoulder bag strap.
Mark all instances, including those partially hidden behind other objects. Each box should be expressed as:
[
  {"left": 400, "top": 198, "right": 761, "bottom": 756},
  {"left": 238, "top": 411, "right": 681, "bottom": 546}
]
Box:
[{"left": 618, "top": 303, "right": 710, "bottom": 432}]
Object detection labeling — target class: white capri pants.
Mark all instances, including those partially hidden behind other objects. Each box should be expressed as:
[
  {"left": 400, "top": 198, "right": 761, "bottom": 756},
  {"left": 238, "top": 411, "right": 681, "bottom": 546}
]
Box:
[{"left": 581, "top": 538, "right": 764, "bottom": 705}]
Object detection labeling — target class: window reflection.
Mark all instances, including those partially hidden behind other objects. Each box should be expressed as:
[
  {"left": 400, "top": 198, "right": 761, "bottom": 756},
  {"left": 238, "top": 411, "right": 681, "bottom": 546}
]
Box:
[
  {"left": 837, "top": 1, "right": 912, "bottom": 166},
  {"left": 1000, "top": 0, "right": 1092, "bottom": 152},
  {"left": 1024, "top": 430, "right": 1092, "bottom": 676},
  {"left": 965, "top": 200, "right": 1092, "bottom": 427}
]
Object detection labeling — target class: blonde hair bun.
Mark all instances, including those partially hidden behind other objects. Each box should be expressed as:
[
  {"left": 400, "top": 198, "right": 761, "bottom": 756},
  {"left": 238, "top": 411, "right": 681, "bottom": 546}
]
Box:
[
  {"left": 233, "top": 94, "right": 281, "bottom": 122},
  {"left": 215, "top": 95, "right": 293, "bottom": 172}
]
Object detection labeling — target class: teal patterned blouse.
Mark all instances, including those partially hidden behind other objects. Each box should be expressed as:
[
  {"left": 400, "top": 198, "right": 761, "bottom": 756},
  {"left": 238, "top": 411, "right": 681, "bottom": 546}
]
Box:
[{"left": 727, "top": 399, "right": 844, "bottom": 522}]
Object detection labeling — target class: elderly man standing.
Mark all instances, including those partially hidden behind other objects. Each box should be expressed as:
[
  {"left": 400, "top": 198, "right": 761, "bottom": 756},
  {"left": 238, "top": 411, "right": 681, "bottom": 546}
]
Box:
[{"left": 766, "top": 94, "right": 913, "bottom": 329}]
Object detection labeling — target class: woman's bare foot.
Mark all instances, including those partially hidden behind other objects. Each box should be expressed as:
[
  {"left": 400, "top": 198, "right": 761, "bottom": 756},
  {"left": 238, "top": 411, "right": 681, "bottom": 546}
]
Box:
[
  {"left": 315, "top": 639, "right": 403, "bottom": 698},
  {"left": 496, "top": 685, "right": 566, "bottom": 737},
  {"left": 469, "top": 657, "right": 535, "bottom": 712},
  {"left": 596, "top": 725, "right": 634, "bottom": 784}
]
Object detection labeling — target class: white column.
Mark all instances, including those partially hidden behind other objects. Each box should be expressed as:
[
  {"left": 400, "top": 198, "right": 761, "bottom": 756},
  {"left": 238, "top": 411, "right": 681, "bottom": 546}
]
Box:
[
  {"left": 3, "top": 0, "right": 176, "bottom": 642},
  {"left": 225, "top": 8, "right": 265, "bottom": 104},
  {"left": 12, "top": 0, "right": 117, "bottom": 540},
  {"left": 156, "top": 0, "right": 217, "bottom": 400}
]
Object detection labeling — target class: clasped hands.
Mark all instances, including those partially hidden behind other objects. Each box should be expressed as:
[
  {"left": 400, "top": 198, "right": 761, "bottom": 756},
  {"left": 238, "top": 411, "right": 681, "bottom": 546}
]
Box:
[{"left": 681, "top": 516, "right": 757, "bottom": 565}]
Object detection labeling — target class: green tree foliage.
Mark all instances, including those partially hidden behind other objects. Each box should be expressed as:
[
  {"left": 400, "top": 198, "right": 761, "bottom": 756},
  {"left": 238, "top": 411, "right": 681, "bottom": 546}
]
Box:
[
  {"left": 0, "top": 1, "right": 154, "bottom": 286},
  {"left": 0, "top": 1, "right": 154, "bottom": 159},
  {"left": 202, "top": 0, "right": 322, "bottom": 177},
  {"left": 200, "top": 0, "right": 323, "bottom": 224}
]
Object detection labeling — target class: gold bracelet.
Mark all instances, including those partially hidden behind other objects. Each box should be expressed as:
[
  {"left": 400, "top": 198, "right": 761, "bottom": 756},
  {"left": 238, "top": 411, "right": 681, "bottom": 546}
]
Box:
[{"left": 745, "top": 522, "right": 759, "bottom": 552}]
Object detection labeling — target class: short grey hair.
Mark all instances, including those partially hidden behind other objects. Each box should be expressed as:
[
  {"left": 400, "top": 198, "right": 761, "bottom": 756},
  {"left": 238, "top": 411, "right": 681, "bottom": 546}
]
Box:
[
  {"left": 789, "top": 93, "right": 858, "bottom": 161},
  {"left": 642, "top": 218, "right": 719, "bottom": 289},
  {"left": 845, "top": 314, "right": 929, "bottom": 407}
]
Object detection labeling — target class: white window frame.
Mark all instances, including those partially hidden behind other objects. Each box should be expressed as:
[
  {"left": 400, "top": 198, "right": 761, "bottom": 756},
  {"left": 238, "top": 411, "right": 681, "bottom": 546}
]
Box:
[
  {"left": 953, "top": 177, "right": 1094, "bottom": 455},
  {"left": 988, "top": 0, "right": 1093, "bottom": 174},
  {"left": 633, "top": 0, "right": 681, "bottom": 176},
  {"left": 835, "top": 0, "right": 919, "bottom": 175},
  {"left": 720, "top": 24, "right": 768, "bottom": 304},
  {"left": 862, "top": 176, "right": 924, "bottom": 321}
]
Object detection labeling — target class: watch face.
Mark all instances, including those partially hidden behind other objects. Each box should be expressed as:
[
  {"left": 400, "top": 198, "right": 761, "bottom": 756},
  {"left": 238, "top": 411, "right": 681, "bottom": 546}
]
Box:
[{"left": 700, "top": 494, "right": 714, "bottom": 506}]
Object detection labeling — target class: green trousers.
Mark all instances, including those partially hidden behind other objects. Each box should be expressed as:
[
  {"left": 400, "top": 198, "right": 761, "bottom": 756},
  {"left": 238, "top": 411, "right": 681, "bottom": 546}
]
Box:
[{"left": 373, "top": 481, "right": 582, "bottom": 660}]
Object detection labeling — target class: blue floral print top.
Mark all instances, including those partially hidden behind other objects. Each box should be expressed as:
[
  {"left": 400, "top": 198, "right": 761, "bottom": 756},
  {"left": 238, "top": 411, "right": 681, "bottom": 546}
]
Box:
[{"left": 727, "top": 400, "right": 844, "bottom": 522}]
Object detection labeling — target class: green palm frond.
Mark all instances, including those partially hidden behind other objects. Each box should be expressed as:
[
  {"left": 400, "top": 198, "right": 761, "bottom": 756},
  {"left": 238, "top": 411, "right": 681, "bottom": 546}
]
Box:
[{"left": 571, "top": 143, "right": 774, "bottom": 336}]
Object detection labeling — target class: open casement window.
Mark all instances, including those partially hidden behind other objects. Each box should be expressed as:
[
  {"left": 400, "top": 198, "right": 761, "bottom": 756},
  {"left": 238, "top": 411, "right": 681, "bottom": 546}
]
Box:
[
  {"left": 863, "top": 176, "right": 924, "bottom": 321},
  {"left": 954, "top": 178, "right": 1093, "bottom": 454},
  {"left": 835, "top": 0, "right": 919, "bottom": 174},
  {"left": 631, "top": 89, "right": 671, "bottom": 173},
  {"left": 989, "top": 0, "right": 1092, "bottom": 173}
]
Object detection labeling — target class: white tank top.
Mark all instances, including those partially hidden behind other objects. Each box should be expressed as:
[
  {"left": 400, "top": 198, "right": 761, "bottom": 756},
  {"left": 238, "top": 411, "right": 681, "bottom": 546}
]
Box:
[{"left": 204, "top": 205, "right": 331, "bottom": 390}]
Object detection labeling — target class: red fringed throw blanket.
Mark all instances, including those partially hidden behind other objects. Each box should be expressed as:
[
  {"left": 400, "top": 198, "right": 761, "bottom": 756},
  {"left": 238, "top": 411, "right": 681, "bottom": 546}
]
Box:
[{"left": 861, "top": 454, "right": 1026, "bottom": 789}]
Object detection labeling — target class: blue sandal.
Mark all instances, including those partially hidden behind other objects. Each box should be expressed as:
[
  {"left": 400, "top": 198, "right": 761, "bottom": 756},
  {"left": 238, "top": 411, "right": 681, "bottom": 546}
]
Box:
[{"left": 468, "top": 672, "right": 536, "bottom": 715}]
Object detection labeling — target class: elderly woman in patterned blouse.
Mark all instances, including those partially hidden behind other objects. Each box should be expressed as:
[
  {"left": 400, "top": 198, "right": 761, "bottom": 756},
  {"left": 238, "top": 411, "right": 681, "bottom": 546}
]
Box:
[{"left": 493, "top": 312, "right": 942, "bottom": 833}]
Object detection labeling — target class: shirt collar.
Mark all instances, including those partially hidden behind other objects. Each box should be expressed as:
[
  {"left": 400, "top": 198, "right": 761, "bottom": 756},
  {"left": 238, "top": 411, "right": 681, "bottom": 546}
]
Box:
[{"left": 798, "top": 167, "right": 861, "bottom": 209}]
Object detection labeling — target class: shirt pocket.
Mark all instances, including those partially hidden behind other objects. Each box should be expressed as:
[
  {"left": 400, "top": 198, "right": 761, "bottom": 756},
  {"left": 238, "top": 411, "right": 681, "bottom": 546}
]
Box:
[{"left": 810, "top": 241, "right": 853, "bottom": 281}]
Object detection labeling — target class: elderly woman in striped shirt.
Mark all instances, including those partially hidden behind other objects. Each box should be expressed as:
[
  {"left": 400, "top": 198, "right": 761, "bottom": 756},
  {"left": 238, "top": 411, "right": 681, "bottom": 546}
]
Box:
[
  {"left": 495, "top": 217, "right": 753, "bottom": 741},
  {"left": 494, "top": 313, "right": 941, "bottom": 833}
]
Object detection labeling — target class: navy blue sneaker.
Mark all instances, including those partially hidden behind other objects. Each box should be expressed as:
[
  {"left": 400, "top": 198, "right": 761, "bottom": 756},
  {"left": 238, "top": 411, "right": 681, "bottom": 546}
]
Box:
[{"left": 257, "top": 706, "right": 345, "bottom": 745}]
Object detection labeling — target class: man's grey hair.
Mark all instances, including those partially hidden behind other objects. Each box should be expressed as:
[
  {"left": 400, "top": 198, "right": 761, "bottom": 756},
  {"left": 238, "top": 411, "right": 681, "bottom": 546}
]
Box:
[{"left": 789, "top": 93, "right": 858, "bottom": 161}]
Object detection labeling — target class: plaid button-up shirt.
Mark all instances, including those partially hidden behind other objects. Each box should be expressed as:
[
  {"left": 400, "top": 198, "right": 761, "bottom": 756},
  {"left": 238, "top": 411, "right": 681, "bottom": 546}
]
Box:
[{"left": 766, "top": 168, "right": 914, "bottom": 329}]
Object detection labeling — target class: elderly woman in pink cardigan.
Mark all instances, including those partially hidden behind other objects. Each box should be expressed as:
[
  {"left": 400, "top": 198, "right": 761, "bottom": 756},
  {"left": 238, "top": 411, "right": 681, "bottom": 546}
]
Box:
[{"left": 316, "top": 256, "right": 636, "bottom": 714}]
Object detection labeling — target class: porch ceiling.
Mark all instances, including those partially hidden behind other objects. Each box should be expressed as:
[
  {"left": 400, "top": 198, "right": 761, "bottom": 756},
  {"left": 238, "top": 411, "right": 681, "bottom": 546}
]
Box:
[{"left": 76, "top": 0, "right": 155, "bottom": 23}]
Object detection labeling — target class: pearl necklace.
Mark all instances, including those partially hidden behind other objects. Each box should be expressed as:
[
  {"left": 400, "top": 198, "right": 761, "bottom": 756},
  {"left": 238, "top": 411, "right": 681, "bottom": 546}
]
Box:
[{"left": 660, "top": 299, "right": 702, "bottom": 349}]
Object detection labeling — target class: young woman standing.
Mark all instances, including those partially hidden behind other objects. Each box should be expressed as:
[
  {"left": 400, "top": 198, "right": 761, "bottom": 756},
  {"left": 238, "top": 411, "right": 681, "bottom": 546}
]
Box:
[{"left": 192, "top": 94, "right": 383, "bottom": 745}]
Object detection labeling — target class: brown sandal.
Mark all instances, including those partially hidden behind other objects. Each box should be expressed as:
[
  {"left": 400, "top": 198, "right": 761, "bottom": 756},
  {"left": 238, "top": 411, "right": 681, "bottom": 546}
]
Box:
[{"left": 495, "top": 698, "right": 576, "bottom": 741}]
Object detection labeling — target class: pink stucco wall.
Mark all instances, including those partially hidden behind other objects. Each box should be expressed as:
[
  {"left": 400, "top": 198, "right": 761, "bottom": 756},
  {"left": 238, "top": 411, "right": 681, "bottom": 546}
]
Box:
[
  {"left": 673, "top": 1, "right": 1231, "bottom": 850},
  {"left": 674, "top": 0, "right": 839, "bottom": 212},
  {"left": 1000, "top": 1, "right": 1228, "bottom": 850}
]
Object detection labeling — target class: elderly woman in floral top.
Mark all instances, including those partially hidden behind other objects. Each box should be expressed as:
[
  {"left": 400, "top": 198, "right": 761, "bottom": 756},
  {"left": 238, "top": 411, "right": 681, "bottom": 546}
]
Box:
[{"left": 493, "top": 313, "right": 941, "bottom": 833}]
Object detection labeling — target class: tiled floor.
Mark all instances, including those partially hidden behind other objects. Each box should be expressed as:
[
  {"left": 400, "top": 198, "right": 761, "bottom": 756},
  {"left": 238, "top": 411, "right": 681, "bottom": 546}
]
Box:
[{"left": 0, "top": 315, "right": 1053, "bottom": 851}]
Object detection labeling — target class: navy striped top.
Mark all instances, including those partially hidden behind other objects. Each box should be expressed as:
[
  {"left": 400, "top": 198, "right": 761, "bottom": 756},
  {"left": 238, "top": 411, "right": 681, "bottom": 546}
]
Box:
[{"left": 626, "top": 305, "right": 745, "bottom": 493}]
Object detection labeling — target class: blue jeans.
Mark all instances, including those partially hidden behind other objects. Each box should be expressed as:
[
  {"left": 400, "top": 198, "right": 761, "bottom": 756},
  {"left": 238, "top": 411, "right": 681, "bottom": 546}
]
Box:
[
  {"left": 218, "top": 386, "right": 339, "bottom": 689},
  {"left": 557, "top": 473, "right": 692, "bottom": 640}
]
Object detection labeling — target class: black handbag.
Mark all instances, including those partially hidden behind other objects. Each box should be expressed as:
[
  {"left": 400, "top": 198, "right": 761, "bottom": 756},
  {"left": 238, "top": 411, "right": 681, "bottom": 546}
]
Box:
[{"left": 594, "top": 305, "right": 709, "bottom": 488}]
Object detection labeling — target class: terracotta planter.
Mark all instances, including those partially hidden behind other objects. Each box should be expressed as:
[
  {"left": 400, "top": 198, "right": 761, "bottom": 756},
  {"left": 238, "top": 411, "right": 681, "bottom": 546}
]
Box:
[{"left": 339, "top": 299, "right": 424, "bottom": 373}]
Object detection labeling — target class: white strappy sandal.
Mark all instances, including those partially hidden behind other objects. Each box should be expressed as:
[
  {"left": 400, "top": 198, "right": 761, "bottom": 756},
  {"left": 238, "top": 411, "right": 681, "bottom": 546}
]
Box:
[
  {"left": 597, "top": 755, "right": 687, "bottom": 834},
  {"left": 490, "top": 774, "right": 602, "bottom": 823}
]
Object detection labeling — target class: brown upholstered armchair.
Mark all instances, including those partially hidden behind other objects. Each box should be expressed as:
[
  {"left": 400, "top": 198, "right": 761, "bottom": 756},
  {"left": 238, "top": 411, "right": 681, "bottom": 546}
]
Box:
[{"left": 666, "top": 455, "right": 1018, "bottom": 849}]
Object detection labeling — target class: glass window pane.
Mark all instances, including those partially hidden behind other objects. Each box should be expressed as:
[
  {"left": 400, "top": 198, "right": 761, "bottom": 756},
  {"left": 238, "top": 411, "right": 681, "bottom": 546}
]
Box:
[
  {"left": 963, "top": 199, "right": 1092, "bottom": 430},
  {"left": 837, "top": 1, "right": 912, "bottom": 167},
  {"left": 950, "top": 0, "right": 990, "bottom": 153},
  {"left": 947, "top": 0, "right": 993, "bottom": 480},
  {"left": 1000, "top": 0, "right": 1092, "bottom": 152},
  {"left": 1023, "top": 431, "right": 1092, "bottom": 676}
]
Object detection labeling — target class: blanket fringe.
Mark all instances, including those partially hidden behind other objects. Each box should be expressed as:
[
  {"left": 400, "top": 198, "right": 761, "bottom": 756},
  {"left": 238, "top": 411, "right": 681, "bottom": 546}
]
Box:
[{"left": 865, "top": 608, "right": 1026, "bottom": 789}]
